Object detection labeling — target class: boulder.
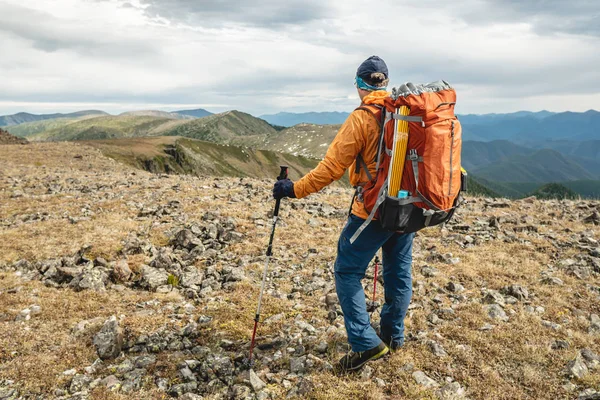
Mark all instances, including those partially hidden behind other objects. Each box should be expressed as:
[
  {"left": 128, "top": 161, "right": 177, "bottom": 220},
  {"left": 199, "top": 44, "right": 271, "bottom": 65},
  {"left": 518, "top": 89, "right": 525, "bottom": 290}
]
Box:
[{"left": 93, "top": 316, "right": 123, "bottom": 360}]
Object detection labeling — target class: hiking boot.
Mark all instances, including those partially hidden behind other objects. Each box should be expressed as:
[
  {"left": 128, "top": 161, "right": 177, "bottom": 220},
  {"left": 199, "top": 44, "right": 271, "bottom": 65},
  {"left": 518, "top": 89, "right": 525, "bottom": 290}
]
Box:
[
  {"left": 335, "top": 342, "right": 389, "bottom": 373},
  {"left": 378, "top": 334, "right": 403, "bottom": 352}
]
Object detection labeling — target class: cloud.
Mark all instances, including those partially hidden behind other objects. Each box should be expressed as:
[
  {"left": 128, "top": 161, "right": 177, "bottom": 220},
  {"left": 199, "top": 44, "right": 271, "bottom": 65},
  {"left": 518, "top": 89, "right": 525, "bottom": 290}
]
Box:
[
  {"left": 437, "top": 0, "right": 600, "bottom": 37},
  {"left": 139, "top": 0, "right": 332, "bottom": 27},
  {"left": 0, "top": 0, "right": 598, "bottom": 116}
]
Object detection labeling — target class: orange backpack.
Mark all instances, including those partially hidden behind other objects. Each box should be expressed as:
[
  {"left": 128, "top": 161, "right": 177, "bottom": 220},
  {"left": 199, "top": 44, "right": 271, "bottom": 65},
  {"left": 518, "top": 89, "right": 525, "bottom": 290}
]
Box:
[{"left": 350, "top": 81, "right": 465, "bottom": 243}]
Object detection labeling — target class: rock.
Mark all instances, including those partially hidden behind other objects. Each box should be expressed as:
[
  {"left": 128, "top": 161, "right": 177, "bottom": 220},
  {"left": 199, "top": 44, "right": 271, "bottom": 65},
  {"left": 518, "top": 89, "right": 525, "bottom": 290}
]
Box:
[
  {"left": 583, "top": 211, "right": 600, "bottom": 225},
  {"left": 70, "top": 269, "right": 108, "bottom": 291},
  {"left": 579, "top": 389, "right": 600, "bottom": 400},
  {"left": 541, "top": 276, "right": 564, "bottom": 286},
  {"left": 482, "top": 290, "right": 505, "bottom": 306},
  {"left": 249, "top": 369, "right": 266, "bottom": 392},
  {"left": 484, "top": 304, "right": 509, "bottom": 322},
  {"left": 428, "top": 341, "right": 448, "bottom": 357},
  {"left": 436, "top": 381, "right": 467, "bottom": 400},
  {"left": 179, "top": 394, "right": 205, "bottom": 400},
  {"left": 93, "top": 316, "right": 123, "bottom": 360},
  {"left": 179, "top": 393, "right": 204, "bottom": 400},
  {"left": 421, "top": 266, "right": 439, "bottom": 277},
  {"left": 446, "top": 282, "right": 465, "bottom": 293},
  {"left": 325, "top": 292, "right": 338, "bottom": 306},
  {"left": 173, "top": 229, "right": 202, "bottom": 250},
  {"left": 590, "top": 314, "right": 600, "bottom": 332},
  {"left": 581, "top": 348, "right": 600, "bottom": 363},
  {"left": 551, "top": 340, "right": 570, "bottom": 350},
  {"left": 140, "top": 266, "right": 168, "bottom": 291},
  {"left": 413, "top": 370, "right": 439, "bottom": 388},
  {"left": 112, "top": 260, "right": 132, "bottom": 282},
  {"left": 566, "top": 353, "right": 589, "bottom": 379},
  {"left": 541, "top": 320, "right": 561, "bottom": 330},
  {"left": 101, "top": 375, "right": 121, "bottom": 390},
  {"left": 501, "top": 284, "right": 528, "bottom": 301},
  {"left": 359, "top": 365, "right": 373, "bottom": 381},
  {"left": 290, "top": 356, "right": 307, "bottom": 374},
  {"left": 69, "top": 374, "right": 92, "bottom": 393},
  {"left": 229, "top": 384, "right": 252, "bottom": 400},
  {"left": 169, "top": 382, "right": 198, "bottom": 397}
]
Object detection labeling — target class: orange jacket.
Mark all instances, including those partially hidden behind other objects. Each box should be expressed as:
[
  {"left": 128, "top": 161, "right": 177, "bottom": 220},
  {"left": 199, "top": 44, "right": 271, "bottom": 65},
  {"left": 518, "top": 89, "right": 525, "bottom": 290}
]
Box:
[{"left": 293, "top": 90, "right": 388, "bottom": 219}]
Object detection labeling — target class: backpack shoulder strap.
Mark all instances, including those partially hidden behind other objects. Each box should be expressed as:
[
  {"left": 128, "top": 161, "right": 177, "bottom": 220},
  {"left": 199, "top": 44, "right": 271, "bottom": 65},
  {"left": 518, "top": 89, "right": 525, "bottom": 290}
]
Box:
[
  {"left": 353, "top": 104, "right": 386, "bottom": 179},
  {"left": 355, "top": 104, "right": 385, "bottom": 128}
]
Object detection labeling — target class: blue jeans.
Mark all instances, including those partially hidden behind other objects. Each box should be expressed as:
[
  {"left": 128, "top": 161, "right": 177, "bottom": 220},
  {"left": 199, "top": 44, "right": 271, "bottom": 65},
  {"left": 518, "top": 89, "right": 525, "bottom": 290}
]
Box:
[{"left": 334, "top": 214, "right": 415, "bottom": 352}]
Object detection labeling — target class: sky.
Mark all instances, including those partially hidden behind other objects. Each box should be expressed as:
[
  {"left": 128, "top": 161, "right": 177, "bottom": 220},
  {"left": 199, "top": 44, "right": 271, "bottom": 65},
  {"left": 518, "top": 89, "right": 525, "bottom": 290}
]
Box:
[{"left": 0, "top": 0, "right": 599, "bottom": 116}]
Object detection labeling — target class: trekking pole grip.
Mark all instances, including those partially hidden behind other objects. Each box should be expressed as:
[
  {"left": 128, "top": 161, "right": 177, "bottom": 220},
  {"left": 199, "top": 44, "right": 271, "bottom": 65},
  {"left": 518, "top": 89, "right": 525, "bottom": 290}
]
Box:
[{"left": 273, "top": 166, "right": 289, "bottom": 217}]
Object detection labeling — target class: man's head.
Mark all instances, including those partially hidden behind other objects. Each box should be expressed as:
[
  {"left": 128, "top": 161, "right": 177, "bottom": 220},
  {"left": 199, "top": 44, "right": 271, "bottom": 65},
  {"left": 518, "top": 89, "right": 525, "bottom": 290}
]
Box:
[{"left": 355, "top": 55, "right": 389, "bottom": 100}]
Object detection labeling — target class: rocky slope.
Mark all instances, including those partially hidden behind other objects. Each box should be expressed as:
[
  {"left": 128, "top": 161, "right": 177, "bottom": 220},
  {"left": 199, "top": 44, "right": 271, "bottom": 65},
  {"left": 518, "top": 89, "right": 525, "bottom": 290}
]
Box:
[
  {"left": 0, "top": 142, "right": 599, "bottom": 400},
  {"left": 0, "top": 128, "right": 28, "bottom": 145}
]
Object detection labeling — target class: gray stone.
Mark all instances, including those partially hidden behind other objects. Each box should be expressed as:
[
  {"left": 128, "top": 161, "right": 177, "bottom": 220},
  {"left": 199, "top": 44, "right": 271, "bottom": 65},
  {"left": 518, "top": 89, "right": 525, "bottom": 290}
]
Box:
[
  {"left": 359, "top": 365, "right": 373, "bottom": 381},
  {"left": 169, "top": 382, "right": 198, "bottom": 397},
  {"left": 590, "top": 314, "right": 600, "bottom": 332},
  {"left": 69, "top": 374, "right": 92, "bottom": 394},
  {"left": 501, "top": 284, "right": 529, "bottom": 301},
  {"left": 482, "top": 290, "right": 505, "bottom": 306},
  {"left": 249, "top": 369, "right": 266, "bottom": 392},
  {"left": 290, "top": 356, "right": 307, "bottom": 374},
  {"left": 180, "top": 394, "right": 205, "bottom": 400},
  {"left": 229, "top": 384, "right": 252, "bottom": 400},
  {"left": 446, "top": 282, "right": 465, "bottom": 293},
  {"left": 100, "top": 375, "right": 120, "bottom": 390},
  {"left": 412, "top": 370, "right": 439, "bottom": 388},
  {"left": 436, "top": 382, "right": 467, "bottom": 400},
  {"left": 71, "top": 269, "right": 108, "bottom": 291},
  {"left": 428, "top": 341, "right": 448, "bottom": 357},
  {"left": 485, "top": 304, "right": 509, "bottom": 322},
  {"left": 140, "top": 266, "right": 168, "bottom": 291},
  {"left": 112, "top": 260, "right": 132, "bottom": 282},
  {"left": 566, "top": 353, "right": 589, "bottom": 379},
  {"left": 421, "top": 266, "right": 439, "bottom": 277},
  {"left": 93, "top": 316, "right": 123, "bottom": 360}
]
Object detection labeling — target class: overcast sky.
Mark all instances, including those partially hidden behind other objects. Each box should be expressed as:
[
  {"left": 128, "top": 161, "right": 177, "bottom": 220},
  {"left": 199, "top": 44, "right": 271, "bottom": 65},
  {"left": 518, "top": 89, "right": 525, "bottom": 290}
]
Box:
[{"left": 0, "top": 0, "right": 599, "bottom": 116}]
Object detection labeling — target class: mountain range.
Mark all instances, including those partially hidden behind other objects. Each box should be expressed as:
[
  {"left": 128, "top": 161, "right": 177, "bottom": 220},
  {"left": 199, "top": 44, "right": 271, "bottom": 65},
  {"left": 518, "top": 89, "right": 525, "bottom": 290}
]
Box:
[{"left": 1, "top": 107, "right": 599, "bottom": 199}]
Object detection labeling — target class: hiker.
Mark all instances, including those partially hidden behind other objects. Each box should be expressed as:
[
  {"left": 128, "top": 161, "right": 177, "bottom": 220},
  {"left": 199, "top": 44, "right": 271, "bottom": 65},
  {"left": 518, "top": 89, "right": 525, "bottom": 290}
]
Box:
[{"left": 272, "top": 56, "right": 413, "bottom": 371}]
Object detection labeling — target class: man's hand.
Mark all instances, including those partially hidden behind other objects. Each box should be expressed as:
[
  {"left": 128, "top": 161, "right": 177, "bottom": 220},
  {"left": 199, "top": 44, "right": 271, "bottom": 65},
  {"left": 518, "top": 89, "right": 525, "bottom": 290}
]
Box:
[{"left": 273, "top": 178, "right": 296, "bottom": 200}]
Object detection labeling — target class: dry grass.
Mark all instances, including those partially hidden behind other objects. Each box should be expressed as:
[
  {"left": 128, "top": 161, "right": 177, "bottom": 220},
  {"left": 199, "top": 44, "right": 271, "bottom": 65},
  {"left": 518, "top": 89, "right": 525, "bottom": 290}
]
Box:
[{"left": 0, "top": 142, "right": 599, "bottom": 399}]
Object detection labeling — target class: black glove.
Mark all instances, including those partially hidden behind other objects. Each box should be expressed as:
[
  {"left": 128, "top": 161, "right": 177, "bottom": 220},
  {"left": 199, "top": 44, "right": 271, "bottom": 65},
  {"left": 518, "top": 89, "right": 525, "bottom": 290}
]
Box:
[{"left": 273, "top": 178, "right": 296, "bottom": 200}]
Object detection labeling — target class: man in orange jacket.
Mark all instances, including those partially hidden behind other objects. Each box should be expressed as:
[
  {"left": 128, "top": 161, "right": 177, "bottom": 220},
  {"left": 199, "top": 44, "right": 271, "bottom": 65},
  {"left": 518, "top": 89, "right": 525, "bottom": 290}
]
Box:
[{"left": 273, "top": 56, "right": 416, "bottom": 372}]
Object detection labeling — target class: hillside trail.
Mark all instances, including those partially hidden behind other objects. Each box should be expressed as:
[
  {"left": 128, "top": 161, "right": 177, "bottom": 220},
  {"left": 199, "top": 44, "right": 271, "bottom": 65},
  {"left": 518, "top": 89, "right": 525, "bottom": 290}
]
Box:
[{"left": 0, "top": 142, "right": 599, "bottom": 400}]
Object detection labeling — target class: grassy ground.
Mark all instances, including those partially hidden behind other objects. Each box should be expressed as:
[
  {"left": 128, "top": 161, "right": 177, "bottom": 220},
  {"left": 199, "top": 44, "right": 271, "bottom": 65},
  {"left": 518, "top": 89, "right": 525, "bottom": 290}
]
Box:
[{"left": 0, "top": 142, "right": 599, "bottom": 399}]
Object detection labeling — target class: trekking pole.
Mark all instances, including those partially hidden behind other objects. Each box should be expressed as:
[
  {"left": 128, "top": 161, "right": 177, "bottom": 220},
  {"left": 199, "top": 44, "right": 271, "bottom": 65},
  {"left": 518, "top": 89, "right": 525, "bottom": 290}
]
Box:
[
  {"left": 248, "top": 165, "right": 289, "bottom": 365},
  {"left": 367, "top": 255, "right": 381, "bottom": 313},
  {"left": 372, "top": 255, "right": 380, "bottom": 305}
]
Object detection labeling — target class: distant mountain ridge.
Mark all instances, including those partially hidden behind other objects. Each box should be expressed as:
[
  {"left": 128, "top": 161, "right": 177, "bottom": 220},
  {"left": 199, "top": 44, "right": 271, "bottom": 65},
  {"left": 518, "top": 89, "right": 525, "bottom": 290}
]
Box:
[
  {"left": 260, "top": 111, "right": 350, "bottom": 127},
  {"left": 0, "top": 110, "right": 108, "bottom": 127},
  {"left": 119, "top": 110, "right": 195, "bottom": 120},
  {"left": 174, "top": 108, "right": 213, "bottom": 118}
]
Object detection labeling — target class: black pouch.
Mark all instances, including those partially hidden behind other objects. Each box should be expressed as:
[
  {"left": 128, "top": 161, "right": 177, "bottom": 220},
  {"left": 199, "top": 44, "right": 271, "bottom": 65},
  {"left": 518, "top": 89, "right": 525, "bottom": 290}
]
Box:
[
  {"left": 379, "top": 196, "right": 454, "bottom": 234},
  {"left": 378, "top": 196, "right": 415, "bottom": 231}
]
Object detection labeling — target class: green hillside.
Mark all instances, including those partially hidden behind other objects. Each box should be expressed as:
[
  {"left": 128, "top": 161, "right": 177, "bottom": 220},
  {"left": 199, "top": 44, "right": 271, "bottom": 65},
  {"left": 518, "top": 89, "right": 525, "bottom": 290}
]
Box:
[
  {"left": 529, "top": 183, "right": 578, "bottom": 200},
  {"left": 562, "top": 180, "right": 600, "bottom": 199},
  {"left": 262, "top": 123, "right": 340, "bottom": 157},
  {"left": 466, "top": 175, "right": 501, "bottom": 198},
  {"left": 472, "top": 149, "right": 594, "bottom": 183},
  {"left": 28, "top": 115, "right": 189, "bottom": 141},
  {"left": 0, "top": 110, "right": 107, "bottom": 126},
  {"left": 6, "top": 115, "right": 104, "bottom": 137},
  {"left": 162, "top": 110, "right": 277, "bottom": 145},
  {"left": 84, "top": 136, "right": 323, "bottom": 182}
]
